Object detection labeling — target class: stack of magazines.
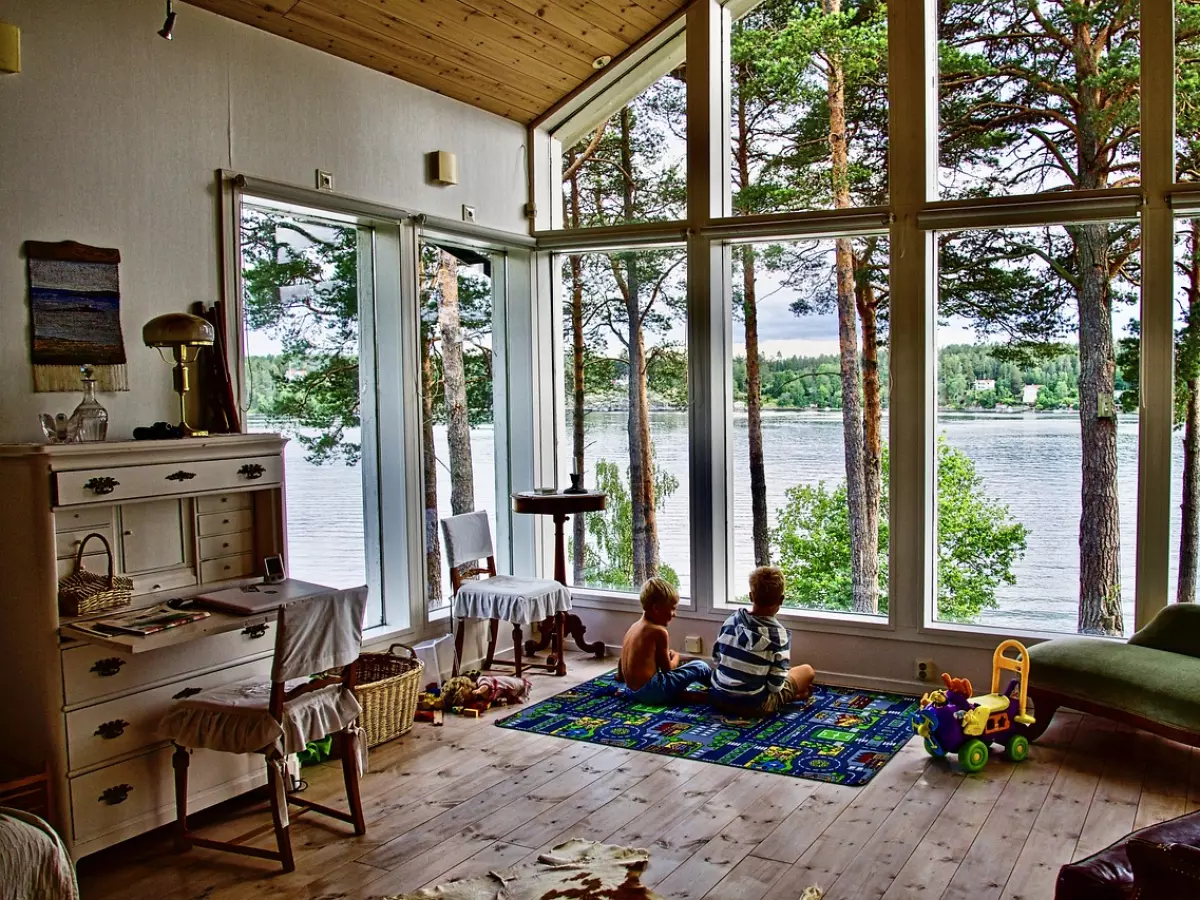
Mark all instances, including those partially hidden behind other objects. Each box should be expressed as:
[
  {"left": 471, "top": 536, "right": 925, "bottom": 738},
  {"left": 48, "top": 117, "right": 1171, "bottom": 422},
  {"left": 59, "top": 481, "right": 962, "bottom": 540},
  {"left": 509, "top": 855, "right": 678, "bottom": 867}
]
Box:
[{"left": 73, "top": 603, "right": 210, "bottom": 639}]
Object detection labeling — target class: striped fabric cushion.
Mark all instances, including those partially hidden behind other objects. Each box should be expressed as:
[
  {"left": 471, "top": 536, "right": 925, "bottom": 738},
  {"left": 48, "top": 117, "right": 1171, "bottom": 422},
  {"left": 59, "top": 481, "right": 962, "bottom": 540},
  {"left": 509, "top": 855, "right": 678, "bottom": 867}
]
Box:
[{"left": 711, "top": 608, "right": 791, "bottom": 700}]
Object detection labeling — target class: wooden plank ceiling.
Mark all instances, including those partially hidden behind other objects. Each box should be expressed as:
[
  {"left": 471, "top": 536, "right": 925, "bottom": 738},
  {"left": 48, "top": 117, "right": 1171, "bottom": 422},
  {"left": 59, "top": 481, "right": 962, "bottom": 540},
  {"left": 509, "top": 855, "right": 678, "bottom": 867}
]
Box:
[{"left": 185, "top": 0, "right": 688, "bottom": 124}]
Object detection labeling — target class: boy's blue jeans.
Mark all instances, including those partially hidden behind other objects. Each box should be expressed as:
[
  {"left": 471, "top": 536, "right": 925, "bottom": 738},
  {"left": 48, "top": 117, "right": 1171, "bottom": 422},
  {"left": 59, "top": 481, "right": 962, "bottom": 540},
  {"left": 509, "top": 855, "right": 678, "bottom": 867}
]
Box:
[{"left": 624, "top": 660, "right": 712, "bottom": 705}]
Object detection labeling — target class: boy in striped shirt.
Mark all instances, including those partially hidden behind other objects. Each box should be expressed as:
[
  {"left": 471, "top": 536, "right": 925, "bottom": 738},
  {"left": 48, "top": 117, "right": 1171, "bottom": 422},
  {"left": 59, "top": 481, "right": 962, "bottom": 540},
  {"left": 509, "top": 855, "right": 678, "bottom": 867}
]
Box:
[{"left": 710, "top": 566, "right": 815, "bottom": 716}]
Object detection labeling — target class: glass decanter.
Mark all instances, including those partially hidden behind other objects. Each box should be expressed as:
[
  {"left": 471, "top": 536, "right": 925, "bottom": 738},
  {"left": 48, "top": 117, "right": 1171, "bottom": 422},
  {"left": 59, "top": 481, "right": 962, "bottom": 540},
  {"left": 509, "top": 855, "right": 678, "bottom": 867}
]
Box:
[{"left": 70, "top": 366, "right": 108, "bottom": 442}]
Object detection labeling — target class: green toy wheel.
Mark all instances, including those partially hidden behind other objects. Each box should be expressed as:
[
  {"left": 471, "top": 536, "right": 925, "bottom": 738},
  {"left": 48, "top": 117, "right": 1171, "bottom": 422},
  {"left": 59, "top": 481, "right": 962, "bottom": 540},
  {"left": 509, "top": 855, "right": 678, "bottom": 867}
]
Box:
[
  {"left": 1004, "top": 734, "right": 1030, "bottom": 762},
  {"left": 958, "top": 738, "right": 990, "bottom": 773}
]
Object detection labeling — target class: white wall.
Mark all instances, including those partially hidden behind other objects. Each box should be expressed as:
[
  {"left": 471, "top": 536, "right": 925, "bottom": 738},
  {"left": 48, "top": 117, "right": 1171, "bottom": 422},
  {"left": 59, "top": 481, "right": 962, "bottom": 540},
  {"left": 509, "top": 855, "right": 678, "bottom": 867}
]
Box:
[{"left": 0, "top": 0, "right": 529, "bottom": 442}]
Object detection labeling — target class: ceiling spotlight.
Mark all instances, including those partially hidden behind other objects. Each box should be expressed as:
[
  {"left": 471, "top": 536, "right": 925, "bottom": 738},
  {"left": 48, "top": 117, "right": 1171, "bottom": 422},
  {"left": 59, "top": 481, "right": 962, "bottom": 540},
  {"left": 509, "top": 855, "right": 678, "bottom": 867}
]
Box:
[
  {"left": 592, "top": 55, "right": 612, "bottom": 70},
  {"left": 158, "top": 0, "right": 176, "bottom": 40}
]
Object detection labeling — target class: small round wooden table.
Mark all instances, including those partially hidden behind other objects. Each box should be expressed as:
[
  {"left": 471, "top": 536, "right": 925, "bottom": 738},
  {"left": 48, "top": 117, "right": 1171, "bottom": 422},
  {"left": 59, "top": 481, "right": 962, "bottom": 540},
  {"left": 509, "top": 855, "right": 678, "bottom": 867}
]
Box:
[{"left": 511, "top": 490, "right": 607, "bottom": 675}]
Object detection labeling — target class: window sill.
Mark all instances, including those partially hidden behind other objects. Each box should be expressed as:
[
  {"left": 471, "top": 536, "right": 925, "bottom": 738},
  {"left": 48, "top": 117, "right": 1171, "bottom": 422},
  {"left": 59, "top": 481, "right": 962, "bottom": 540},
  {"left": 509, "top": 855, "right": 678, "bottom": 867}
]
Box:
[{"left": 917, "top": 619, "right": 1127, "bottom": 650}]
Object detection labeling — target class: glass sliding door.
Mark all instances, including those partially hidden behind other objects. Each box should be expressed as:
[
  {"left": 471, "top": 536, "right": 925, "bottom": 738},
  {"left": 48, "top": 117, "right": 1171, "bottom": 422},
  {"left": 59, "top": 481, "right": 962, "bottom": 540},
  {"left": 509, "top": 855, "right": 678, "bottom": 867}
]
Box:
[
  {"left": 239, "top": 198, "right": 384, "bottom": 626},
  {"left": 418, "top": 240, "right": 502, "bottom": 610}
]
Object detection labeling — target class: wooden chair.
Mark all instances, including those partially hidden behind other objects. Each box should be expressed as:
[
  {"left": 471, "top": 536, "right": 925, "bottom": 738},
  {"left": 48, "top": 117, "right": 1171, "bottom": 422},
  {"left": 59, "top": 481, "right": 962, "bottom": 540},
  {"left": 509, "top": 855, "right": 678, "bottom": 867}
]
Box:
[
  {"left": 158, "top": 586, "right": 369, "bottom": 873},
  {"left": 440, "top": 511, "right": 571, "bottom": 678}
]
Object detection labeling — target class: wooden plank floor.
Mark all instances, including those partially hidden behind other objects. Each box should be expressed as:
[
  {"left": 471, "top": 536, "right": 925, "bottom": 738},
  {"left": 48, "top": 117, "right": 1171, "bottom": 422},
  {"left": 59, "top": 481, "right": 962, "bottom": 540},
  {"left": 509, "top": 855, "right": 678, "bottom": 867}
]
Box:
[{"left": 77, "top": 657, "right": 1194, "bottom": 900}]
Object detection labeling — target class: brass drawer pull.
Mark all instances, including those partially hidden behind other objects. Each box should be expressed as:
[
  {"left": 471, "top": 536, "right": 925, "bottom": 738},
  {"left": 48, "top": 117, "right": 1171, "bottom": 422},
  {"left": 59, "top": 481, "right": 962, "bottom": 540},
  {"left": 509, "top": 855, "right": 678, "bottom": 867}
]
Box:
[
  {"left": 99, "top": 784, "right": 133, "bottom": 806},
  {"left": 83, "top": 476, "right": 119, "bottom": 495},
  {"left": 242, "top": 624, "right": 269, "bottom": 640},
  {"left": 90, "top": 658, "right": 126, "bottom": 677},
  {"left": 238, "top": 463, "right": 265, "bottom": 480},
  {"left": 94, "top": 719, "right": 129, "bottom": 740},
  {"left": 166, "top": 470, "right": 197, "bottom": 481},
  {"left": 172, "top": 686, "right": 203, "bottom": 700}
]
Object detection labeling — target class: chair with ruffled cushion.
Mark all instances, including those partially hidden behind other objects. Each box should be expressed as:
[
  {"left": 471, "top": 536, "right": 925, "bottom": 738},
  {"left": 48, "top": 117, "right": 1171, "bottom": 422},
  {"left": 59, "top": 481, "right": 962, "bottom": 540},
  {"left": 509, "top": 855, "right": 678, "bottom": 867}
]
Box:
[
  {"left": 441, "top": 511, "right": 571, "bottom": 678},
  {"left": 158, "top": 586, "right": 369, "bottom": 873}
]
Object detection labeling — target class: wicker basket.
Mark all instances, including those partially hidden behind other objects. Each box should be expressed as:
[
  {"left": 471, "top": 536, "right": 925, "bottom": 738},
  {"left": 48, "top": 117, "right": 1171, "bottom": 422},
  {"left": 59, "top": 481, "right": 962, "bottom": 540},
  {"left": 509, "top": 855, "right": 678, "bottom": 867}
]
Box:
[
  {"left": 356, "top": 643, "right": 424, "bottom": 747},
  {"left": 57, "top": 532, "right": 134, "bottom": 617}
]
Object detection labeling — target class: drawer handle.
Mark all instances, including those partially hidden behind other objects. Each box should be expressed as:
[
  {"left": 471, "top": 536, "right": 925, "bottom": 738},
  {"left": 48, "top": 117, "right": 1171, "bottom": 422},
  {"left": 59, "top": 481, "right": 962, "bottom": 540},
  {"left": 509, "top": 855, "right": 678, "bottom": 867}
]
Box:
[
  {"left": 242, "top": 624, "right": 269, "bottom": 640},
  {"left": 166, "top": 470, "right": 197, "bottom": 482},
  {"left": 99, "top": 784, "right": 133, "bottom": 806},
  {"left": 173, "top": 687, "right": 203, "bottom": 700},
  {"left": 94, "top": 719, "right": 129, "bottom": 740},
  {"left": 238, "top": 463, "right": 266, "bottom": 480},
  {"left": 83, "top": 477, "right": 120, "bottom": 495},
  {"left": 90, "top": 658, "right": 126, "bottom": 677}
]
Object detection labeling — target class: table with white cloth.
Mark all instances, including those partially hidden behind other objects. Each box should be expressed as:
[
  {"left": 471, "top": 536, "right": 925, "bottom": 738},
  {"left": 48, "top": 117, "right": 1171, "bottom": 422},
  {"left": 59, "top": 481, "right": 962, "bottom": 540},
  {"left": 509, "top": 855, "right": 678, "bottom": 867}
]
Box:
[
  {"left": 511, "top": 490, "right": 607, "bottom": 676},
  {"left": 452, "top": 576, "right": 573, "bottom": 676}
]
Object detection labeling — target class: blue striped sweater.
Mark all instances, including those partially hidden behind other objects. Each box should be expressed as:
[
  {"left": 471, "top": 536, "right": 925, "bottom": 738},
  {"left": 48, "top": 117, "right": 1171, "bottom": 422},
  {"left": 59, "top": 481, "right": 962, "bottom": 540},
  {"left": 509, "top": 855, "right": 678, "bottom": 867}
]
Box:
[{"left": 711, "top": 608, "right": 791, "bottom": 700}]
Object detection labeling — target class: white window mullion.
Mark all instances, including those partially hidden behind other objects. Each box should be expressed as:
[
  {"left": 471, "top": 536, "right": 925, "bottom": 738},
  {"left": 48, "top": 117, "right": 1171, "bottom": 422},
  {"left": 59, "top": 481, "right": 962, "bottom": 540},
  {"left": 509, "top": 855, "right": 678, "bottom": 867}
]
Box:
[
  {"left": 1136, "top": 0, "right": 1176, "bottom": 629},
  {"left": 888, "top": 0, "right": 937, "bottom": 632},
  {"left": 686, "top": 0, "right": 730, "bottom": 612}
]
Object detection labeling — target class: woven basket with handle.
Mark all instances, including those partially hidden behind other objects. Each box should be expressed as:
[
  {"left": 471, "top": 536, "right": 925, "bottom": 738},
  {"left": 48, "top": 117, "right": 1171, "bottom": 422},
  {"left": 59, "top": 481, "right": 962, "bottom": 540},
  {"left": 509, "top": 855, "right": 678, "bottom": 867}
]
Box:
[
  {"left": 355, "top": 643, "right": 424, "bottom": 747},
  {"left": 57, "top": 532, "right": 134, "bottom": 617}
]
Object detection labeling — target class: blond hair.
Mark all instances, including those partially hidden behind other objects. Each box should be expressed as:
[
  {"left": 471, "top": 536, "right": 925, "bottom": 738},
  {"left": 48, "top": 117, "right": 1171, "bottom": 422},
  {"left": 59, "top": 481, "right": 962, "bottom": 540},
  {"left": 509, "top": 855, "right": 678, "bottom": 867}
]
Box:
[
  {"left": 749, "top": 566, "right": 786, "bottom": 609},
  {"left": 640, "top": 576, "right": 678, "bottom": 612}
]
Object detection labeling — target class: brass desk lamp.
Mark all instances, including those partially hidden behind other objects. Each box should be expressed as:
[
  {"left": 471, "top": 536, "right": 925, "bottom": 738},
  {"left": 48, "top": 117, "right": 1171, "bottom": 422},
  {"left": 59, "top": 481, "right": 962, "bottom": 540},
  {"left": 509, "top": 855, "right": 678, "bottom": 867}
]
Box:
[{"left": 143, "top": 313, "right": 214, "bottom": 436}]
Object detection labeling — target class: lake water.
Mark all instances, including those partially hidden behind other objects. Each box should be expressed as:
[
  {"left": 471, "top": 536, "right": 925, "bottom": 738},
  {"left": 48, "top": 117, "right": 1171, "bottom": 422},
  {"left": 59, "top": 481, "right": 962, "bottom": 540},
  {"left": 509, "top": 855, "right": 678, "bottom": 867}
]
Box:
[{"left": 270, "top": 410, "right": 1183, "bottom": 636}]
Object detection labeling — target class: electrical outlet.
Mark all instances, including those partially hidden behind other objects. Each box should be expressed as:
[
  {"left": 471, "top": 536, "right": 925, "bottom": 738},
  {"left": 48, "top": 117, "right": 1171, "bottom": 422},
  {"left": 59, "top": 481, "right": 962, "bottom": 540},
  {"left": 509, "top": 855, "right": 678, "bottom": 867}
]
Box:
[
  {"left": 462, "top": 204, "right": 476, "bottom": 224},
  {"left": 684, "top": 635, "right": 703, "bottom": 654},
  {"left": 915, "top": 658, "right": 936, "bottom": 682},
  {"left": 316, "top": 169, "right": 334, "bottom": 192}
]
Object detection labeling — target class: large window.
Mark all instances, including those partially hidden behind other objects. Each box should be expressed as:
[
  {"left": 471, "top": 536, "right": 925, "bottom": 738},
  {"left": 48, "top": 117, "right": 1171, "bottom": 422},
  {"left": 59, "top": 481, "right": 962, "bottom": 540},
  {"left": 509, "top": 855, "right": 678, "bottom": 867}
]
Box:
[
  {"left": 935, "top": 224, "right": 1141, "bottom": 635},
  {"left": 729, "top": 237, "right": 889, "bottom": 617},
  {"left": 418, "top": 241, "right": 502, "bottom": 610},
  {"left": 938, "top": 1, "right": 1140, "bottom": 198},
  {"left": 558, "top": 59, "right": 685, "bottom": 228},
  {"left": 559, "top": 249, "right": 690, "bottom": 597},
  {"left": 239, "top": 199, "right": 384, "bottom": 626},
  {"left": 1169, "top": 219, "right": 1200, "bottom": 603},
  {"left": 730, "top": 0, "right": 888, "bottom": 216}
]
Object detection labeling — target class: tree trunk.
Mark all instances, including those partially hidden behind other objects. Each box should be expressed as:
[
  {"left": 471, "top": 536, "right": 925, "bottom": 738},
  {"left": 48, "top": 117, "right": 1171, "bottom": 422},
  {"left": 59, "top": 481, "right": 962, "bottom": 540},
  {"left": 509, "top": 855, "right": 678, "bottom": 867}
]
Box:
[
  {"left": 857, "top": 262, "right": 883, "bottom": 587},
  {"left": 1180, "top": 377, "right": 1200, "bottom": 604},
  {"left": 742, "top": 247, "right": 770, "bottom": 566},
  {"left": 826, "top": 0, "right": 877, "bottom": 613},
  {"left": 436, "top": 250, "right": 475, "bottom": 516},
  {"left": 1074, "top": 222, "right": 1123, "bottom": 635},
  {"left": 1071, "top": 31, "right": 1122, "bottom": 635},
  {"left": 736, "top": 58, "right": 770, "bottom": 567},
  {"left": 619, "top": 107, "right": 657, "bottom": 584},
  {"left": 1179, "top": 220, "right": 1200, "bottom": 604},
  {"left": 420, "top": 332, "right": 442, "bottom": 608}
]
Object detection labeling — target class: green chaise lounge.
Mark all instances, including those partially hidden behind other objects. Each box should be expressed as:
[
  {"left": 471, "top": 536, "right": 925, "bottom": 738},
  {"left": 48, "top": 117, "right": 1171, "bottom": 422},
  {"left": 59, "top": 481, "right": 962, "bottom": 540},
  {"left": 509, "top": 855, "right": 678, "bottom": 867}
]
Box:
[{"left": 1026, "top": 603, "right": 1200, "bottom": 748}]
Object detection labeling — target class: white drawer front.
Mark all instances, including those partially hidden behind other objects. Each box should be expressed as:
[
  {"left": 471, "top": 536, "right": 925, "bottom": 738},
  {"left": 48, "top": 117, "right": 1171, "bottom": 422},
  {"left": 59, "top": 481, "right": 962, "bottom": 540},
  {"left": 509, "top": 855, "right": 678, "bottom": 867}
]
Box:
[
  {"left": 196, "top": 493, "right": 253, "bottom": 515},
  {"left": 56, "top": 526, "right": 116, "bottom": 561},
  {"left": 55, "top": 455, "right": 281, "bottom": 507},
  {"left": 200, "top": 553, "right": 255, "bottom": 584},
  {"left": 197, "top": 509, "right": 253, "bottom": 537},
  {"left": 200, "top": 531, "right": 254, "bottom": 561},
  {"left": 70, "top": 746, "right": 261, "bottom": 845},
  {"left": 56, "top": 505, "right": 114, "bottom": 532},
  {"left": 62, "top": 624, "right": 275, "bottom": 707},
  {"left": 129, "top": 566, "right": 197, "bottom": 597},
  {"left": 66, "top": 657, "right": 272, "bottom": 772}
]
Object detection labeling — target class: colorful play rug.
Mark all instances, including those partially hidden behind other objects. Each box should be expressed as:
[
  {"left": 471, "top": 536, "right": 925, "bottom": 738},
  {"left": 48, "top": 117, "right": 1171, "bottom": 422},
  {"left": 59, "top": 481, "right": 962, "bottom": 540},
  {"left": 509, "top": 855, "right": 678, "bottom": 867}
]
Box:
[{"left": 495, "top": 671, "right": 919, "bottom": 786}]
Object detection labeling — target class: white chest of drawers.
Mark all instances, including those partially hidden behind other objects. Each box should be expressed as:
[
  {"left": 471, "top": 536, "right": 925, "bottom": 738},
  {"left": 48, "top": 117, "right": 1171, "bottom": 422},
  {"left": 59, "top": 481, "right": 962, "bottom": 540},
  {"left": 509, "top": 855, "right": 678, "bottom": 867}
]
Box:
[{"left": 0, "top": 434, "right": 289, "bottom": 858}]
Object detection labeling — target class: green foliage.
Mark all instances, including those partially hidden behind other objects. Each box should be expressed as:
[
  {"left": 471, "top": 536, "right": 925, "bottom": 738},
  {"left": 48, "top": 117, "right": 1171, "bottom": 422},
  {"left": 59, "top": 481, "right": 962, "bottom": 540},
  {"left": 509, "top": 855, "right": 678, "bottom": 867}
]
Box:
[
  {"left": 576, "top": 456, "right": 680, "bottom": 591},
  {"left": 771, "top": 440, "right": 1028, "bottom": 621},
  {"left": 240, "top": 207, "right": 363, "bottom": 464}
]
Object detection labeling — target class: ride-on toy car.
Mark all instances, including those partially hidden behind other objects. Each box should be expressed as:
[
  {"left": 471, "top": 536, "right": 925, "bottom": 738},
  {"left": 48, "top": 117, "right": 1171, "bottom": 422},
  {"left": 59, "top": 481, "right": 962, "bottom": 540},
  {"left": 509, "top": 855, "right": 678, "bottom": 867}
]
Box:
[{"left": 911, "top": 640, "right": 1036, "bottom": 773}]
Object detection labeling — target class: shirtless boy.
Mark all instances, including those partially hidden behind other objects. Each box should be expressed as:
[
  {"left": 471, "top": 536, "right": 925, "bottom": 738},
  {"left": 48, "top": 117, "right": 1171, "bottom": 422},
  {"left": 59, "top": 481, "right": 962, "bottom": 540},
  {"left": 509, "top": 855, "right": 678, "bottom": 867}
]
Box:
[{"left": 616, "top": 577, "right": 711, "bottom": 705}]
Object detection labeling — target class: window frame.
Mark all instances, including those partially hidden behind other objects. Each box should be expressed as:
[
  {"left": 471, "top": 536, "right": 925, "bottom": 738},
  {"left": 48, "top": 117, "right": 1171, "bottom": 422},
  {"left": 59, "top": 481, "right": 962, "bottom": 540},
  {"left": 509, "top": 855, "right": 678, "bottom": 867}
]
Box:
[
  {"left": 219, "top": 173, "right": 539, "bottom": 643},
  {"left": 534, "top": 0, "right": 1183, "bottom": 645}
]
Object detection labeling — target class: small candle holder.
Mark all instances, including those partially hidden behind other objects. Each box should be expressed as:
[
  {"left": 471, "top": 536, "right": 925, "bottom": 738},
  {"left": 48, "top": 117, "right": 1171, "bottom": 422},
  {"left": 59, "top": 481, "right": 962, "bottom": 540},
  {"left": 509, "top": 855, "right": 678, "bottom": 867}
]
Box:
[{"left": 564, "top": 472, "right": 587, "bottom": 494}]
